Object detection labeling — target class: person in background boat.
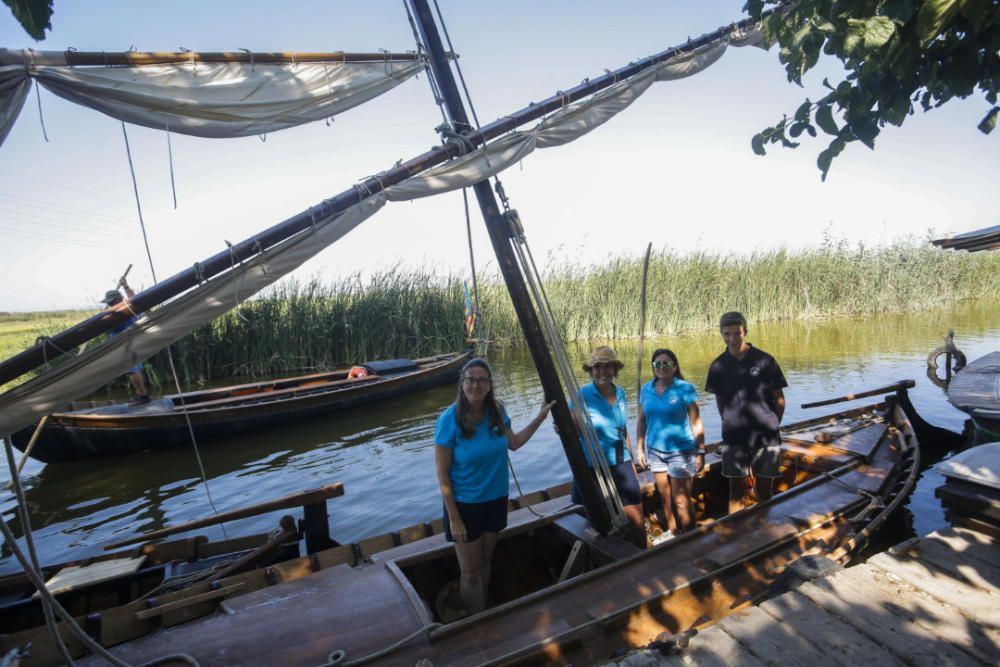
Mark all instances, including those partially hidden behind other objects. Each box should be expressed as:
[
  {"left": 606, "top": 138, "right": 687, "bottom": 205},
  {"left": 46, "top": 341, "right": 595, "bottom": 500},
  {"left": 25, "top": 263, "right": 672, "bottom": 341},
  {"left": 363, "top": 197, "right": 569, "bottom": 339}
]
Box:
[
  {"left": 636, "top": 348, "right": 705, "bottom": 537},
  {"left": 100, "top": 276, "right": 151, "bottom": 406},
  {"left": 573, "top": 346, "right": 645, "bottom": 538},
  {"left": 435, "top": 358, "right": 554, "bottom": 615},
  {"left": 705, "top": 311, "right": 787, "bottom": 515}
]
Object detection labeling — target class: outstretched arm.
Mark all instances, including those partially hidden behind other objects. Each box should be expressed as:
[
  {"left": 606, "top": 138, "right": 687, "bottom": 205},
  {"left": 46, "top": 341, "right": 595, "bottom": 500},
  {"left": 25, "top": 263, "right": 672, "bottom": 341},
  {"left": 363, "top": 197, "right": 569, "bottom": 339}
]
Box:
[{"left": 507, "top": 401, "right": 555, "bottom": 451}]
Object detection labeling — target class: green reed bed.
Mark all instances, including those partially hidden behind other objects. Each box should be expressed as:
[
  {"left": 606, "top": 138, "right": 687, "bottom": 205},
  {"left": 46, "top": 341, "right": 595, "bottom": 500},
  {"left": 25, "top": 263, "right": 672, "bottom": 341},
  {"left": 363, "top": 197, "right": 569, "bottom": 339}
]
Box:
[
  {"left": 141, "top": 240, "right": 1000, "bottom": 387},
  {"left": 472, "top": 240, "right": 1000, "bottom": 344},
  {"left": 146, "top": 269, "right": 469, "bottom": 386},
  {"left": 4, "top": 241, "right": 998, "bottom": 391}
]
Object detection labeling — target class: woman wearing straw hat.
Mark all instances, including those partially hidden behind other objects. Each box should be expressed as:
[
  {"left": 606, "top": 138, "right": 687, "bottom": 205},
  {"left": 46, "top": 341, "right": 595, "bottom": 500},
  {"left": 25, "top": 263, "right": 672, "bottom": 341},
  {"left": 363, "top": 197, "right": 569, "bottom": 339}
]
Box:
[
  {"left": 435, "top": 358, "right": 554, "bottom": 615},
  {"left": 573, "top": 345, "right": 644, "bottom": 534}
]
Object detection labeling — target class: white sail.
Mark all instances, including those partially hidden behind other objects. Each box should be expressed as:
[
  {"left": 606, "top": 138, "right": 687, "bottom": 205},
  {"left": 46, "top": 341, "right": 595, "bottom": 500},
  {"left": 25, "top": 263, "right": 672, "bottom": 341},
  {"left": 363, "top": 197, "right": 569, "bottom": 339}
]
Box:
[
  {"left": 0, "top": 56, "right": 423, "bottom": 146},
  {"left": 385, "top": 34, "right": 756, "bottom": 201},
  {"left": 0, "top": 195, "right": 386, "bottom": 437}
]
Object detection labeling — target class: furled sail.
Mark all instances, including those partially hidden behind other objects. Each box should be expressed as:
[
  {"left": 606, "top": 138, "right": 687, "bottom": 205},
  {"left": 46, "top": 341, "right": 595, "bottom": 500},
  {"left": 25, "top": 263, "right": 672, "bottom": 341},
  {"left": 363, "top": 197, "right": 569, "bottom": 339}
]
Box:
[
  {"left": 0, "top": 50, "right": 424, "bottom": 146},
  {"left": 385, "top": 32, "right": 758, "bottom": 201},
  {"left": 0, "top": 195, "right": 386, "bottom": 437}
]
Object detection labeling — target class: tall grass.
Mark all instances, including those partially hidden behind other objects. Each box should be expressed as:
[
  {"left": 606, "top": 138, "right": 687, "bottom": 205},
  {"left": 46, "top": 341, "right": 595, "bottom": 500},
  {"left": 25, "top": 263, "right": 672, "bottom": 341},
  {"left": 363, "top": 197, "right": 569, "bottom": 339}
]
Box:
[
  {"left": 4, "top": 242, "right": 998, "bottom": 391},
  {"left": 139, "top": 240, "right": 1000, "bottom": 387},
  {"left": 147, "top": 267, "right": 468, "bottom": 386}
]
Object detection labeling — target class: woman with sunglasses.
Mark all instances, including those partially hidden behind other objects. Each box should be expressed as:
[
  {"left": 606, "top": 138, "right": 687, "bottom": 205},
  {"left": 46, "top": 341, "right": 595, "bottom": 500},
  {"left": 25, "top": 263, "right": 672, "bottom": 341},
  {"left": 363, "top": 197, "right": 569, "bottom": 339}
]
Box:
[
  {"left": 636, "top": 348, "right": 705, "bottom": 537},
  {"left": 435, "top": 358, "right": 554, "bottom": 615},
  {"left": 573, "top": 346, "right": 645, "bottom": 536}
]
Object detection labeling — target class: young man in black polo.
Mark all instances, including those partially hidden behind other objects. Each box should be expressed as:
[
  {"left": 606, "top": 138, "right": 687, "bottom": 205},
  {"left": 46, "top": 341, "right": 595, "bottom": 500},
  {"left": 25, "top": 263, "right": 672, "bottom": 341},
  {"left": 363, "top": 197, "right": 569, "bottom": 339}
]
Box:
[{"left": 705, "top": 311, "right": 786, "bottom": 515}]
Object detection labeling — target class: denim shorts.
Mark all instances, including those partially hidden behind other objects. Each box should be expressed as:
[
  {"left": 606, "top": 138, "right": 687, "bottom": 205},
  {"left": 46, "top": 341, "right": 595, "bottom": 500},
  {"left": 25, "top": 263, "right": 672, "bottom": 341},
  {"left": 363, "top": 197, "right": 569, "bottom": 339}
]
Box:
[{"left": 647, "top": 448, "right": 697, "bottom": 478}]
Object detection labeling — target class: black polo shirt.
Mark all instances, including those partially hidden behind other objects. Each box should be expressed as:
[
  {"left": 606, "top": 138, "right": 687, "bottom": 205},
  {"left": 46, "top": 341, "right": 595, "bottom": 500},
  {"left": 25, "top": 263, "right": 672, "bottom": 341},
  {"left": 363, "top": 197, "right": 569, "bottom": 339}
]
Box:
[{"left": 705, "top": 344, "right": 787, "bottom": 443}]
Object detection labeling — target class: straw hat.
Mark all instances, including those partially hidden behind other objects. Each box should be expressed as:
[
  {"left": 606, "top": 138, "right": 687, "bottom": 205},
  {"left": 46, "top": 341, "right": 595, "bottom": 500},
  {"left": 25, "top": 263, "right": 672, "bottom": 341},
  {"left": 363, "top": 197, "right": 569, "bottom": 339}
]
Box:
[{"left": 582, "top": 345, "right": 623, "bottom": 373}]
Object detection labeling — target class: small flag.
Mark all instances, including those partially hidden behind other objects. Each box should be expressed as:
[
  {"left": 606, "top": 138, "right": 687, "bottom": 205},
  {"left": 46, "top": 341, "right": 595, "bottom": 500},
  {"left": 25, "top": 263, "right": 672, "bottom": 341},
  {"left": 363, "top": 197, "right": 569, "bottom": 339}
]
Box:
[{"left": 464, "top": 282, "right": 476, "bottom": 337}]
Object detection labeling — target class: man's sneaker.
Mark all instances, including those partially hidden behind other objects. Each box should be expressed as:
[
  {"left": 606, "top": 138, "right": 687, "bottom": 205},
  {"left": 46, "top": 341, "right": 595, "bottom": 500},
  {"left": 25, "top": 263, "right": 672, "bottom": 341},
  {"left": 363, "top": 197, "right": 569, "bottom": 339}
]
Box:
[{"left": 129, "top": 395, "right": 151, "bottom": 406}]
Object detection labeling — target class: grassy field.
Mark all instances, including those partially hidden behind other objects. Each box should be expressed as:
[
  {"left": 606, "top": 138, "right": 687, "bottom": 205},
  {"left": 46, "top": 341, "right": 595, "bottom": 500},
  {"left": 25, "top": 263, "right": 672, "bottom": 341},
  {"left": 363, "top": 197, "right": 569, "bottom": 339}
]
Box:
[{"left": 2, "top": 241, "right": 999, "bottom": 390}]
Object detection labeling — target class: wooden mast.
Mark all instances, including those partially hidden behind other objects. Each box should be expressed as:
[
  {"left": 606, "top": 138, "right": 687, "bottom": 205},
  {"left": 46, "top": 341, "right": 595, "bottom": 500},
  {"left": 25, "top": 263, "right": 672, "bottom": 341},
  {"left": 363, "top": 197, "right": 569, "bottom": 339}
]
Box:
[
  {"left": 0, "top": 49, "right": 426, "bottom": 66},
  {"left": 0, "top": 9, "right": 774, "bottom": 387},
  {"left": 407, "top": 0, "right": 613, "bottom": 533}
]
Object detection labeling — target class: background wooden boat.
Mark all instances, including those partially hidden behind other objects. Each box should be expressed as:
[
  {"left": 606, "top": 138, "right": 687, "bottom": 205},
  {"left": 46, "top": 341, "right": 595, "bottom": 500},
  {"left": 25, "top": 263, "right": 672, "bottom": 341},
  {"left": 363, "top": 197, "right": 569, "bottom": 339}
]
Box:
[
  {"left": 947, "top": 350, "right": 1000, "bottom": 445},
  {"left": 9, "top": 350, "right": 470, "bottom": 463},
  {"left": 0, "top": 393, "right": 919, "bottom": 666}
]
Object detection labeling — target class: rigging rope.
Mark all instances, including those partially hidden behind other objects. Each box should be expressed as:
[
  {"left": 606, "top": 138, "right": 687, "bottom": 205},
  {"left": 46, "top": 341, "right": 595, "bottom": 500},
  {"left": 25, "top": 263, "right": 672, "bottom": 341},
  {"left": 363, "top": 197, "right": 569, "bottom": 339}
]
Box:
[
  {"left": 3, "top": 437, "right": 75, "bottom": 665},
  {"left": 419, "top": 1, "right": 627, "bottom": 531},
  {"left": 1, "top": 439, "right": 202, "bottom": 667},
  {"left": 121, "top": 122, "right": 228, "bottom": 538}
]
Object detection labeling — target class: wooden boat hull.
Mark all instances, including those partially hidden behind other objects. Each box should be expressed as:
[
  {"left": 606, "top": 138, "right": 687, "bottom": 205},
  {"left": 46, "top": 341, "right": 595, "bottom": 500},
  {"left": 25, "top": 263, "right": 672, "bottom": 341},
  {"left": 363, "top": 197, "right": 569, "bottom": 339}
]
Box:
[
  {"left": 9, "top": 351, "right": 470, "bottom": 463},
  {"left": 0, "top": 395, "right": 919, "bottom": 666},
  {"left": 947, "top": 350, "right": 1000, "bottom": 444}
]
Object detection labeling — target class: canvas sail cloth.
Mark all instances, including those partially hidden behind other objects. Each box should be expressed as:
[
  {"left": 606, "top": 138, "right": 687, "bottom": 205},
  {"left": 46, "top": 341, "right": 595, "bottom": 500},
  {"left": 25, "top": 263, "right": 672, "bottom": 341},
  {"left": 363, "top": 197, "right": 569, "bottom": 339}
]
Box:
[
  {"left": 0, "top": 28, "right": 763, "bottom": 436},
  {"left": 0, "top": 56, "right": 424, "bottom": 146},
  {"left": 0, "top": 196, "right": 386, "bottom": 437},
  {"left": 385, "top": 30, "right": 761, "bottom": 201}
]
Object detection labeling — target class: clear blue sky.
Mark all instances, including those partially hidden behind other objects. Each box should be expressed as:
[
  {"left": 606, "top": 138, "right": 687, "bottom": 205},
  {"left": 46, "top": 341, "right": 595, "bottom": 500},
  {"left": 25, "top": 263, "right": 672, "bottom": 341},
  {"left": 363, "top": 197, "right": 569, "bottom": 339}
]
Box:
[{"left": 0, "top": 1, "right": 996, "bottom": 312}]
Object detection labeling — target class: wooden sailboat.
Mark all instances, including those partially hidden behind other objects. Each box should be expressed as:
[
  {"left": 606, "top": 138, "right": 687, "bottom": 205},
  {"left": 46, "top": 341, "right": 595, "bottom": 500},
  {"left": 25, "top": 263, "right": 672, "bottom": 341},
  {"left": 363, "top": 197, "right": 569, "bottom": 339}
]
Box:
[
  {"left": 8, "top": 351, "right": 469, "bottom": 463},
  {"left": 0, "top": 2, "right": 925, "bottom": 665},
  {"left": 0, "top": 390, "right": 919, "bottom": 665}
]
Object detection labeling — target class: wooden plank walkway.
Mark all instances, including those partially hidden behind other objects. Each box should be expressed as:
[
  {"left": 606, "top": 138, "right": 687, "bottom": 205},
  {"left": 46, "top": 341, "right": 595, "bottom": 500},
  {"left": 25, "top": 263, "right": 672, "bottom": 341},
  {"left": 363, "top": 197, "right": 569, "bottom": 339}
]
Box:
[{"left": 607, "top": 526, "right": 999, "bottom": 666}]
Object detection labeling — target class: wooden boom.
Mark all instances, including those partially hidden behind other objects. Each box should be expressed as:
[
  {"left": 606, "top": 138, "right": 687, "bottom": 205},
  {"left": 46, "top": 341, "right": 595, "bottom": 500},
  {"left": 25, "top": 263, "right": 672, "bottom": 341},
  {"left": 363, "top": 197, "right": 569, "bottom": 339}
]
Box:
[
  {"left": 103, "top": 482, "right": 343, "bottom": 550},
  {"left": 801, "top": 380, "right": 915, "bottom": 409}
]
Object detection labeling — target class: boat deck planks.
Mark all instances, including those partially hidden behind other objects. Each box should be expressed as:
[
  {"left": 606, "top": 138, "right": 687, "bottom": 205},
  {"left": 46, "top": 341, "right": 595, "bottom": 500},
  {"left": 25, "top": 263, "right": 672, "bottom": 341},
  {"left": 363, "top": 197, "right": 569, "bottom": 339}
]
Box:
[{"left": 612, "top": 527, "right": 999, "bottom": 666}]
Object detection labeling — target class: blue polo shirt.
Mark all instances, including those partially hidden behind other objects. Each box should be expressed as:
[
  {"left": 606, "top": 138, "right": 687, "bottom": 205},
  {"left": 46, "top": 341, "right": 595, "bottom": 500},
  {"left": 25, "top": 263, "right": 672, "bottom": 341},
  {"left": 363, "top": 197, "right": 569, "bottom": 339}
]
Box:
[
  {"left": 579, "top": 382, "right": 630, "bottom": 466},
  {"left": 640, "top": 378, "right": 698, "bottom": 453},
  {"left": 434, "top": 403, "right": 511, "bottom": 503}
]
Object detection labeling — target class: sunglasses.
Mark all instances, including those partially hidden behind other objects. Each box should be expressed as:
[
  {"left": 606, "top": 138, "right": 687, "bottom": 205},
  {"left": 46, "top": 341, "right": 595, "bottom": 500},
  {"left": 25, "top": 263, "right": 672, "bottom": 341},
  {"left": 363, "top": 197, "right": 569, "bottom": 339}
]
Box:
[
  {"left": 590, "top": 362, "right": 615, "bottom": 370},
  {"left": 462, "top": 376, "right": 491, "bottom": 386},
  {"left": 651, "top": 360, "right": 675, "bottom": 369}
]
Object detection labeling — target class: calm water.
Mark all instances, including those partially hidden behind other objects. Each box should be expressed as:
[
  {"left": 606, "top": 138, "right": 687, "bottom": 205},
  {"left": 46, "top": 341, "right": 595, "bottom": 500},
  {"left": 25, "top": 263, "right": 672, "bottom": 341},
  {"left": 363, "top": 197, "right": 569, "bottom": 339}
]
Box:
[{"left": 1, "top": 300, "right": 998, "bottom": 575}]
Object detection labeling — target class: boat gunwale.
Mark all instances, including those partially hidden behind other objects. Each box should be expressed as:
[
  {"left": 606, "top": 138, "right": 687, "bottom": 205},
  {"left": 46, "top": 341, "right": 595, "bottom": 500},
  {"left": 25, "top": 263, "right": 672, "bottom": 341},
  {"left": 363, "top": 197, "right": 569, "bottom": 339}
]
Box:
[
  {"left": 419, "top": 450, "right": 874, "bottom": 644},
  {"left": 52, "top": 351, "right": 469, "bottom": 423}
]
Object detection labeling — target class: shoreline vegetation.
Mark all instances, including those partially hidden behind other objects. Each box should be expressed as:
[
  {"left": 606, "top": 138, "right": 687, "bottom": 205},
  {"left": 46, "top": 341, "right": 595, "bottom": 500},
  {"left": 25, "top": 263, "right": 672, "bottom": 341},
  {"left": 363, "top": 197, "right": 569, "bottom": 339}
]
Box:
[{"left": 2, "top": 241, "right": 999, "bottom": 391}]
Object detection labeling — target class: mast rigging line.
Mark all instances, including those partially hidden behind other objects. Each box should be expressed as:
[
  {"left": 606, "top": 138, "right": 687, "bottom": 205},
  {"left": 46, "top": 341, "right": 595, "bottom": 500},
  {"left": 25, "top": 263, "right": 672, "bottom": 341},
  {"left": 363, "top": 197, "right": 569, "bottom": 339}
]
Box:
[{"left": 0, "top": 6, "right": 782, "bottom": 387}]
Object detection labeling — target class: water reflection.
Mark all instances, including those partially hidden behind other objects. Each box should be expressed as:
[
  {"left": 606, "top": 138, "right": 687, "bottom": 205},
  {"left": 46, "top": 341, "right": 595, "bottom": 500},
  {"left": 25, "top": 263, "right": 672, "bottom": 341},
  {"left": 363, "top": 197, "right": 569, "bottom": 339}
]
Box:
[{"left": 1, "top": 299, "right": 997, "bottom": 574}]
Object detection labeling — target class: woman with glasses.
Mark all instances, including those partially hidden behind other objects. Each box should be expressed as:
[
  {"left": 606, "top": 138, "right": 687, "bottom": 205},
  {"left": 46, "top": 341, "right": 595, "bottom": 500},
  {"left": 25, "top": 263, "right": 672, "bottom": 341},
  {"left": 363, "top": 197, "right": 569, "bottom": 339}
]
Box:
[
  {"left": 574, "top": 346, "right": 645, "bottom": 537},
  {"left": 435, "top": 358, "right": 554, "bottom": 615},
  {"left": 636, "top": 348, "right": 705, "bottom": 537}
]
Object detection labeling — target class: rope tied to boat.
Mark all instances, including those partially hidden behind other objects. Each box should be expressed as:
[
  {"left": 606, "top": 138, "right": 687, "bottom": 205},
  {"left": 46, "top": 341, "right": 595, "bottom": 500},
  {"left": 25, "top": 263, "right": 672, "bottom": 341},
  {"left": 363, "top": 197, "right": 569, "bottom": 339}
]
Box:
[{"left": 323, "top": 622, "right": 441, "bottom": 666}]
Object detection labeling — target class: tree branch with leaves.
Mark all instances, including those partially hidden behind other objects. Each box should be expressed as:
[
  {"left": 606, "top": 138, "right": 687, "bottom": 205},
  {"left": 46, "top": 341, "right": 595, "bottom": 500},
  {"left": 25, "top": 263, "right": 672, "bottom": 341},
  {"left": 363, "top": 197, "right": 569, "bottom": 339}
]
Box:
[{"left": 747, "top": 0, "right": 1000, "bottom": 179}]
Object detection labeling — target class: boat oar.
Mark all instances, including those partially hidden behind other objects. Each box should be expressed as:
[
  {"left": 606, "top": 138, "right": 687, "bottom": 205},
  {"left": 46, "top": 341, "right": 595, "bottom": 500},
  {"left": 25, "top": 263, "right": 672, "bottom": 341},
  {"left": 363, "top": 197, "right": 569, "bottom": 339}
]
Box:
[
  {"left": 635, "top": 242, "right": 652, "bottom": 402},
  {"left": 801, "top": 380, "right": 915, "bottom": 409},
  {"left": 15, "top": 415, "right": 49, "bottom": 475}
]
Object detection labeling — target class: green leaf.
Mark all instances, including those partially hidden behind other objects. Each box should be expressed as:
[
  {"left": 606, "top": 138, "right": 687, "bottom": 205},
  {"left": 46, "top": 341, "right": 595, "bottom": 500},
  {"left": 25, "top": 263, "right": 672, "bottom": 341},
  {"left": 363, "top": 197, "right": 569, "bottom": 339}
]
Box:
[
  {"left": 791, "top": 22, "right": 813, "bottom": 49},
  {"left": 916, "top": 0, "right": 960, "bottom": 48},
  {"left": 861, "top": 17, "right": 897, "bottom": 49},
  {"left": 817, "top": 138, "right": 846, "bottom": 181},
  {"left": 794, "top": 99, "right": 813, "bottom": 122},
  {"left": 789, "top": 122, "right": 806, "bottom": 138},
  {"left": 815, "top": 105, "right": 840, "bottom": 135},
  {"left": 811, "top": 18, "right": 836, "bottom": 35},
  {"left": 752, "top": 133, "right": 767, "bottom": 156},
  {"left": 979, "top": 106, "right": 999, "bottom": 134},
  {"left": 3, "top": 0, "right": 53, "bottom": 40},
  {"left": 743, "top": 0, "right": 766, "bottom": 20}
]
